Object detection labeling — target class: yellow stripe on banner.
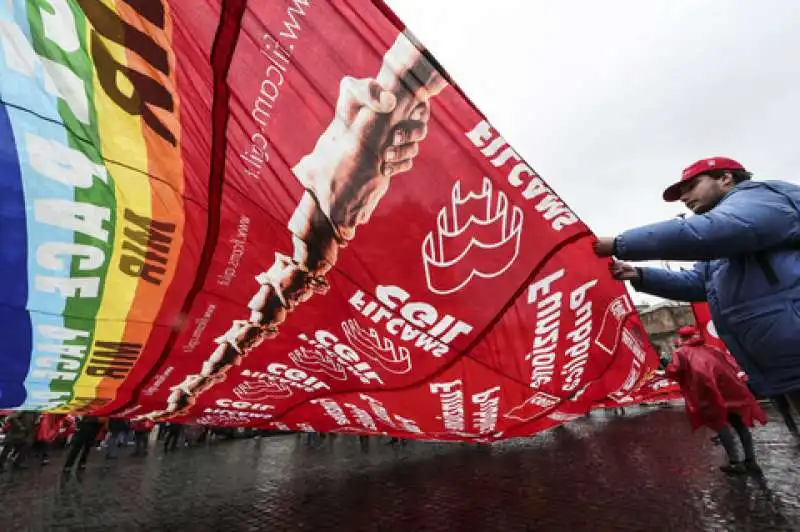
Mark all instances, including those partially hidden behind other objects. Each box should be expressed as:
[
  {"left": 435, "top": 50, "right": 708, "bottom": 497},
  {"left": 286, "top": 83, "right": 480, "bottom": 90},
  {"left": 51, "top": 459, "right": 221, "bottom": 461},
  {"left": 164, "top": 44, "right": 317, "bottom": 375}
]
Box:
[{"left": 56, "top": 4, "right": 152, "bottom": 412}]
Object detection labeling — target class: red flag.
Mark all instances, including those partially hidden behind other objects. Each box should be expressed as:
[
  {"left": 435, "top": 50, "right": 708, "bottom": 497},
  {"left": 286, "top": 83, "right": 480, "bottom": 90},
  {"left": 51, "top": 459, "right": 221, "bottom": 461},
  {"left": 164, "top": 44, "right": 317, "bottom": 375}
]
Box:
[
  {"left": 691, "top": 303, "right": 746, "bottom": 378},
  {"left": 691, "top": 303, "right": 729, "bottom": 352}
]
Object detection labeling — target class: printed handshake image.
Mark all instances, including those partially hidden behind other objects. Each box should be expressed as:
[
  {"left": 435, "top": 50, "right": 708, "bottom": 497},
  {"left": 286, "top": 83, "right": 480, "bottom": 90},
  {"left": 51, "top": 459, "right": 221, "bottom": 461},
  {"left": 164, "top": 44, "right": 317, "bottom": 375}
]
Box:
[{"left": 0, "top": 0, "right": 678, "bottom": 441}]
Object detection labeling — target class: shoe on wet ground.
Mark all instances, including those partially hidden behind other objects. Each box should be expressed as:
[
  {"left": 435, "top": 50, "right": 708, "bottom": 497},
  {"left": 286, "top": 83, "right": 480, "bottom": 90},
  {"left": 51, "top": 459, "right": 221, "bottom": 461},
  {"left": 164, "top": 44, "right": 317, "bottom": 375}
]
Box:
[
  {"left": 744, "top": 460, "right": 763, "bottom": 476},
  {"left": 719, "top": 462, "right": 747, "bottom": 475}
]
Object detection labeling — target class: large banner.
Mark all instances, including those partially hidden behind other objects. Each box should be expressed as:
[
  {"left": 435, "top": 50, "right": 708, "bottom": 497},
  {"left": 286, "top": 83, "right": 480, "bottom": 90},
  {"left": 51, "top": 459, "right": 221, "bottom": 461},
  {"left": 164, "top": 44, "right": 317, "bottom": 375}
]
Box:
[{"left": 0, "top": 0, "right": 661, "bottom": 441}]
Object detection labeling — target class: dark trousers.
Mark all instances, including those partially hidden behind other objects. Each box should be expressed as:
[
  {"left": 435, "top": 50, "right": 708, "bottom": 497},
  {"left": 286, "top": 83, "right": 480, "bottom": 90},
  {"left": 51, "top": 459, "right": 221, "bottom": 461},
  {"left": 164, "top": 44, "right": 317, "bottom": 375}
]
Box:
[
  {"left": 0, "top": 442, "right": 28, "bottom": 467},
  {"left": 105, "top": 430, "right": 125, "bottom": 459},
  {"left": 788, "top": 392, "right": 800, "bottom": 409},
  {"left": 33, "top": 440, "right": 50, "bottom": 461},
  {"left": 785, "top": 392, "right": 800, "bottom": 420},
  {"left": 164, "top": 426, "right": 182, "bottom": 452},
  {"left": 134, "top": 432, "right": 150, "bottom": 455},
  {"left": 717, "top": 413, "right": 756, "bottom": 463},
  {"left": 0, "top": 444, "right": 11, "bottom": 466},
  {"left": 773, "top": 395, "right": 799, "bottom": 435},
  {"left": 64, "top": 431, "right": 97, "bottom": 470}
]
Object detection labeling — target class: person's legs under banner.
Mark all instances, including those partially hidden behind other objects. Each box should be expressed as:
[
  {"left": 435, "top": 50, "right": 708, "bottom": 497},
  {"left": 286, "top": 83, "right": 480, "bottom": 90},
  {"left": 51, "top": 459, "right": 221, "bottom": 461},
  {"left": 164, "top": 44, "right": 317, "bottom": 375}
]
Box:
[
  {"left": 63, "top": 433, "right": 85, "bottom": 471},
  {"left": 716, "top": 426, "right": 746, "bottom": 474},
  {"left": 0, "top": 444, "right": 13, "bottom": 471},
  {"left": 728, "top": 413, "right": 761, "bottom": 474},
  {"left": 772, "top": 395, "right": 799, "bottom": 436},
  {"left": 134, "top": 432, "right": 149, "bottom": 456}
]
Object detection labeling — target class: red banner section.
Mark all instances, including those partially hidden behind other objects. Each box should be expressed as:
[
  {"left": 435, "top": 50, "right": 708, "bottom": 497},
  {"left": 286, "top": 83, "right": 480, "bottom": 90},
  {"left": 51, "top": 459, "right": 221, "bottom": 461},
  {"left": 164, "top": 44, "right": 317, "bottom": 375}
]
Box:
[
  {"left": 691, "top": 302, "right": 747, "bottom": 381},
  {"left": 596, "top": 369, "right": 682, "bottom": 409},
  {"left": 691, "top": 303, "right": 729, "bottom": 353},
  {"left": 1, "top": 0, "right": 664, "bottom": 441}
]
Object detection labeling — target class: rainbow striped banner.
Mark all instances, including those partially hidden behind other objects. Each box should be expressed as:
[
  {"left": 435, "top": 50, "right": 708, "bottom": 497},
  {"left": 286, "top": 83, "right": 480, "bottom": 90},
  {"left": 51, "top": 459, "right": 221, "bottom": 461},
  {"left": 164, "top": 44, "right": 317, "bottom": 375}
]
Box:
[{"left": 0, "top": 0, "right": 185, "bottom": 412}]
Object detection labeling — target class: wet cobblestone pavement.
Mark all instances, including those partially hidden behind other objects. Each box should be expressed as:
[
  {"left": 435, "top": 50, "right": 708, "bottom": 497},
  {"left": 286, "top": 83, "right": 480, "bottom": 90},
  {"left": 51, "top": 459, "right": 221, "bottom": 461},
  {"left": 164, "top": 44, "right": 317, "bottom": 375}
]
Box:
[{"left": 1, "top": 405, "right": 799, "bottom": 531}]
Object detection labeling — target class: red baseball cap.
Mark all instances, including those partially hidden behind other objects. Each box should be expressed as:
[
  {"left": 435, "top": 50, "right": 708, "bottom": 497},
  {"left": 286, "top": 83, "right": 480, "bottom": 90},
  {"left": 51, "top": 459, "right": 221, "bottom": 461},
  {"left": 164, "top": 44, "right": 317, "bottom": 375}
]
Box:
[
  {"left": 662, "top": 157, "right": 745, "bottom": 202},
  {"left": 677, "top": 325, "right": 699, "bottom": 338}
]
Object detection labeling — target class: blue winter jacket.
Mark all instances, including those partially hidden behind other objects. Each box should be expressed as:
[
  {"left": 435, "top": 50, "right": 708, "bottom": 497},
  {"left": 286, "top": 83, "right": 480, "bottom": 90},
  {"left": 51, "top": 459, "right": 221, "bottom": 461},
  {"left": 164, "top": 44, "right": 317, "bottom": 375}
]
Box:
[{"left": 615, "top": 180, "right": 800, "bottom": 397}]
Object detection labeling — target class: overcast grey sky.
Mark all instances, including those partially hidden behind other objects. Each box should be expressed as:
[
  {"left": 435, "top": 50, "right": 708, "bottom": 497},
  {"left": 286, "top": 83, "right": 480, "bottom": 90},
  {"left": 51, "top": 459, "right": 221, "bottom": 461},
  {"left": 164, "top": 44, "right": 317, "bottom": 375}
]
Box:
[
  {"left": 385, "top": 0, "right": 800, "bottom": 234},
  {"left": 384, "top": 1, "right": 800, "bottom": 303}
]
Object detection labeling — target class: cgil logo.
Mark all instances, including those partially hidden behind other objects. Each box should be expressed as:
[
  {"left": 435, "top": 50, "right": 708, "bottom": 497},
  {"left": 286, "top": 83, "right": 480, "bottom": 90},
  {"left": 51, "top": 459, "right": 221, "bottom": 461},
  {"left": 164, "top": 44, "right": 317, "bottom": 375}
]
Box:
[
  {"left": 422, "top": 177, "right": 523, "bottom": 295},
  {"left": 232, "top": 379, "right": 292, "bottom": 401},
  {"left": 349, "top": 284, "right": 474, "bottom": 359},
  {"left": 215, "top": 398, "right": 274, "bottom": 412}
]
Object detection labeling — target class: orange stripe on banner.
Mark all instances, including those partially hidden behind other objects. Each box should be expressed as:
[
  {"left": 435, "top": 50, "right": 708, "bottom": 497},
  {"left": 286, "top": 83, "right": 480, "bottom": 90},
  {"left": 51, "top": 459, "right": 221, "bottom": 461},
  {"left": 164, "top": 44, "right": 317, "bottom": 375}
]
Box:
[{"left": 97, "top": 0, "right": 185, "bottom": 405}]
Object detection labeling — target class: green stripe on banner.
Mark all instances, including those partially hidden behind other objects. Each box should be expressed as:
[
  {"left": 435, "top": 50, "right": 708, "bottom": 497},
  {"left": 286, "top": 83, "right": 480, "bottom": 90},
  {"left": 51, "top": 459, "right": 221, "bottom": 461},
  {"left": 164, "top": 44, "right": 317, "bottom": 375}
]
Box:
[{"left": 27, "top": 0, "right": 116, "bottom": 402}]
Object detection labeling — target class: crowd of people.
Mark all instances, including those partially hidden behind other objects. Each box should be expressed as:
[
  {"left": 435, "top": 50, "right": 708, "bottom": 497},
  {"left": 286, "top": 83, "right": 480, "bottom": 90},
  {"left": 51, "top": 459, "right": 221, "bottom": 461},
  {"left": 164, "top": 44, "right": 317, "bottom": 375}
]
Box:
[
  {"left": 0, "top": 412, "right": 73, "bottom": 470},
  {"left": 0, "top": 414, "right": 210, "bottom": 474}
]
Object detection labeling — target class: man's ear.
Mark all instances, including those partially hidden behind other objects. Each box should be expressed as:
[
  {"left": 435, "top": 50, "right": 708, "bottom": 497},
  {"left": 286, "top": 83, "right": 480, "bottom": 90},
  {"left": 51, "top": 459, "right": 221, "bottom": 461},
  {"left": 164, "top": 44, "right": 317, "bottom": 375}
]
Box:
[{"left": 720, "top": 171, "right": 736, "bottom": 188}]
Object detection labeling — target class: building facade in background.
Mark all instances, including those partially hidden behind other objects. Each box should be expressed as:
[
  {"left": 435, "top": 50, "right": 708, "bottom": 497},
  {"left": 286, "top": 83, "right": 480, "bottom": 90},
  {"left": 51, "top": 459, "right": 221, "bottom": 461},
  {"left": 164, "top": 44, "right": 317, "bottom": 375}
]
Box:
[{"left": 636, "top": 302, "right": 694, "bottom": 364}]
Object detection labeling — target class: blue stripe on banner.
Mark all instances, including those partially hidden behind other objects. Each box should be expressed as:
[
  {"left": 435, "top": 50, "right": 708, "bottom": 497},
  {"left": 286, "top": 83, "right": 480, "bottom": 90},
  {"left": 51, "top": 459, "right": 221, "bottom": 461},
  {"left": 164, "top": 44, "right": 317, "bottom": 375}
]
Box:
[
  {"left": 0, "top": 7, "right": 82, "bottom": 410},
  {"left": 0, "top": 102, "right": 31, "bottom": 408}
]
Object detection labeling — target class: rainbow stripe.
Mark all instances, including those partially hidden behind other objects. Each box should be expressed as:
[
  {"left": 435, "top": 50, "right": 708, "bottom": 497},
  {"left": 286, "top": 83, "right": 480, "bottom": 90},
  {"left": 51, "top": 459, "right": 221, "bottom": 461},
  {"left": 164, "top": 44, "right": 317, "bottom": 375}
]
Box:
[{"left": 0, "top": 0, "right": 184, "bottom": 411}]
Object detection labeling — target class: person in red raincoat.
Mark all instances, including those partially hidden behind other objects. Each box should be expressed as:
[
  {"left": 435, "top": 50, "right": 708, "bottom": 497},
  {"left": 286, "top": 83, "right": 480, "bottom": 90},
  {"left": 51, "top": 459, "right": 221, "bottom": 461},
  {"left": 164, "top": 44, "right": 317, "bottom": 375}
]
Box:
[
  {"left": 666, "top": 325, "right": 767, "bottom": 474},
  {"left": 34, "top": 414, "right": 63, "bottom": 465},
  {"left": 36, "top": 415, "right": 77, "bottom": 464}
]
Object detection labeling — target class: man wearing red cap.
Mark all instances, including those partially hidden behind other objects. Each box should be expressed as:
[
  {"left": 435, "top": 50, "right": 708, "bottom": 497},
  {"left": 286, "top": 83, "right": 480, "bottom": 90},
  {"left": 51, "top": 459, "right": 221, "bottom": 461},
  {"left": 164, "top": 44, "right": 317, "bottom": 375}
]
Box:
[{"left": 594, "top": 157, "right": 800, "bottom": 410}]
